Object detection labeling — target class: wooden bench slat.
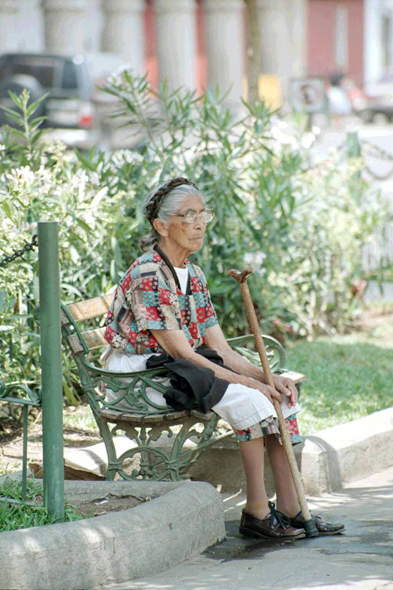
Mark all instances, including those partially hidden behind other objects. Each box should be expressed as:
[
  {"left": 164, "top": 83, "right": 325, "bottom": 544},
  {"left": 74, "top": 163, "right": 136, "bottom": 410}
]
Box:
[
  {"left": 278, "top": 370, "right": 305, "bottom": 384},
  {"left": 67, "top": 327, "right": 107, "bottom": 353},
  {"left": 67, "top": 294, "right": 114, "bottom": 322}
]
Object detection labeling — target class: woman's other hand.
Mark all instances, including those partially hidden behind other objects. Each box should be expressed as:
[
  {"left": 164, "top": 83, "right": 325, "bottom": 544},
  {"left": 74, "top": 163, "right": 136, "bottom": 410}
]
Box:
[
  {"left": 272, "top": 375, "right": 298, "bottom": 408},
  {"left": 205, "top": 326, "right": 297, "bottom": 409},
  {"left": 248, "top": 380, "right": 283, "bottom": 405}
]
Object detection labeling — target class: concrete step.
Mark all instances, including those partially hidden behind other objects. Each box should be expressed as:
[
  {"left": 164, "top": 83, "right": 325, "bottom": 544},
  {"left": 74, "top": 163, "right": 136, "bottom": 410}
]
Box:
[{"left": 189, "top": 407, "right": 393, "bottom": 496}]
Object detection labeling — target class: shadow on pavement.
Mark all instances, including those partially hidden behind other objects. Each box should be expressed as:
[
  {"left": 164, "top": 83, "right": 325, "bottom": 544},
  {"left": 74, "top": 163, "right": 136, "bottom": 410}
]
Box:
[{"left": 107, "top": 471, "right": 393, "bottom": 590}]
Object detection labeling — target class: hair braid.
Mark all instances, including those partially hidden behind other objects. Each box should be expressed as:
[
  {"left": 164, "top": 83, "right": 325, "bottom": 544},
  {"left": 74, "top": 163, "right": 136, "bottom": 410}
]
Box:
[
  {"left": 144, "top": 177, "right": 199, "bottom": 225},
  {"left": 139, "top": 177, "right": 202, "bottom": 252}
]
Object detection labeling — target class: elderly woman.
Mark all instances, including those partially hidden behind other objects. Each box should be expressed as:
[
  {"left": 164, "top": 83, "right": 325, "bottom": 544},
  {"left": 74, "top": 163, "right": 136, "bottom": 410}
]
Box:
[{"left": 104, "top": 177, "right": 344, "bottom": 539}]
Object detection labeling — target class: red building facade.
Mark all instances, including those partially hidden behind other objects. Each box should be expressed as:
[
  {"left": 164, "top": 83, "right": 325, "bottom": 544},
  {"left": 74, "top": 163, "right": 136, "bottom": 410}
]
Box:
[{"left": 307, "top": 0, "right": 364, "bottom": 86}]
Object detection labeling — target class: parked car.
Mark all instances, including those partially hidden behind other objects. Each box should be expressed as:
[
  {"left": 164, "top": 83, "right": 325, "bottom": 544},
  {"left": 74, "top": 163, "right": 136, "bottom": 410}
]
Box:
[
  {"left": 360, "top": 98, "right": 393, "bottom": 124},
  {"left": 361, "top": 70, "right": 393, "bottom": 124},
  {"left": 0, "top": 52, "right": 128, "bottom": 150}
]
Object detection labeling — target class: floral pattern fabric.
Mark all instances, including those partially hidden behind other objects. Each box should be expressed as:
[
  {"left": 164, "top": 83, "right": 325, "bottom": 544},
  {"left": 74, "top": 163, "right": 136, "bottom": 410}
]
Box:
[
  {"left": 234, "top": 414, "right": 302, "bottom": 445},
  {"left": 104, "top": 249, "right": 218, "bottom": 354}
]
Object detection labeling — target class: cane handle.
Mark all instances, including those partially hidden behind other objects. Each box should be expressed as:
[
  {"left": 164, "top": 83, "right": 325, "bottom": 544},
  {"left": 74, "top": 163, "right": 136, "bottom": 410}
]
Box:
[{"left": 228, "top": 267, "right": 253, "bottom": 284}]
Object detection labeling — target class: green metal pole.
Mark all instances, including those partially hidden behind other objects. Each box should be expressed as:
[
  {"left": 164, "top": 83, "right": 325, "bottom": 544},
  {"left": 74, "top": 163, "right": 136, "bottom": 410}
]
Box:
[
  {"left": 21, "top": 404, "right": 28, "bottom": 503},
  {"left": 346, "top": 131, "right": 362, "bottom": 201},
  {"left": 346, "top": 131, "right": 361, "bottom": 159},
  {"left": 38, "top": 222, "right": 64, "bottom": 521}
]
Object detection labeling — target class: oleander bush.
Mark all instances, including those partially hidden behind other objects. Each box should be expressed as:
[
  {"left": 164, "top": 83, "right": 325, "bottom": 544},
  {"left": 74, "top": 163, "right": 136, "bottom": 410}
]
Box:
[{"left": 0, "top": 78, "right": 388, "bottom": 398}]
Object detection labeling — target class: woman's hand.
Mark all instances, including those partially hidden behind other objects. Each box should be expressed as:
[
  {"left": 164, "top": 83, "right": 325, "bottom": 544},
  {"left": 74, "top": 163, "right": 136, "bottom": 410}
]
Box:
[
  {"left": 204, "top": 327, "right": 297, "bottom": 408},
  {"left": 272, "top": 375, "right": 298, "bottom": 408},
  {"left": 150, "top": 327, "right": 297, "bottom": 409},
  {"left": 247, "top": 379, "right": 283, "bottom": 405}
]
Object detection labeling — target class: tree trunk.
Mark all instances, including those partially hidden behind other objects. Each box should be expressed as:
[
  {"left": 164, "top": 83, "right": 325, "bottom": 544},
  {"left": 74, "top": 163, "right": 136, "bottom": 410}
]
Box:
[{"left": 245, "top": 0, "right": 261, "bottom": 104}]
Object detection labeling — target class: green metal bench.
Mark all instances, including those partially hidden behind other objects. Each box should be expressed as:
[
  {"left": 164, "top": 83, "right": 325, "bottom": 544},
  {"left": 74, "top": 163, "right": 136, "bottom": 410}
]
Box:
[
  {"left": 0, "top": 383, "right": 41, "bottom": 502},
  {"left": 61, "top": 294, "right": 304, "bottom": 482}
]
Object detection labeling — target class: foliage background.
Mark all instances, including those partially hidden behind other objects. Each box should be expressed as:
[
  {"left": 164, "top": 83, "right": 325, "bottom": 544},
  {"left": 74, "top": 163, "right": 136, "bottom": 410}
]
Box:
[{"left": 0, "top": 78, "right": 389, "bottom": 397}]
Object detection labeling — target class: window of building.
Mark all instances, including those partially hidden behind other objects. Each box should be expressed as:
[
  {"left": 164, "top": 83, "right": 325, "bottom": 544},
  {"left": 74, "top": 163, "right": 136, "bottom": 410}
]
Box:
[
  {"left": 334, "top": 6, "right": 348, "bottom": 70},
  {"left": 61, "top": 60, "right": 79, "bottom": 90},
  {"left": 382, "top": 15, "right": 393, "bottom": 70}
]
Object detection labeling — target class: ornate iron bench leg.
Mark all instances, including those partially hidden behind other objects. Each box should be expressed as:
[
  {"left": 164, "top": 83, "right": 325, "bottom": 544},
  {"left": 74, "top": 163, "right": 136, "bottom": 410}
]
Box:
[
  {"left": 103, "top": 414, "right": 224, "bottom": 482},
  {"left": 94, "top": 415, "right": 119, "bottom": 481},
  {"left": 108, "top": 423, "right": 170, "bottom": 481},
  {"left": 170, "top": 414, "right": 219, "bottom": 480}
]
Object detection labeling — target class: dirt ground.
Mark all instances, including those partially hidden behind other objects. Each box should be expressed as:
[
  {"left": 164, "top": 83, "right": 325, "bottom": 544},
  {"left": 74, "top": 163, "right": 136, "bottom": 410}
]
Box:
[
  {"left": 0, "top": 416, "right": 146, "bottom": 516},
  {"left": 0, "top": 410, "right": 100, "bottom": 475},
  {"left": 353, "top": 308, "right": 393, "bottom": 341},
  {"left": 72, "top": 494, "right": 143, "bottom": 517}
]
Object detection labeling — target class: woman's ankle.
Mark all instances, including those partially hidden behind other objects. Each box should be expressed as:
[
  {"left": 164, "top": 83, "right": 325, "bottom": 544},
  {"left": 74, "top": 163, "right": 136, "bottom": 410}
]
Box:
[
  {"left": 276, "top": 502, "right": 301, "bottom": 518},
  {"left": 244, "top": 502, "right": 270, "bottom": 520}
]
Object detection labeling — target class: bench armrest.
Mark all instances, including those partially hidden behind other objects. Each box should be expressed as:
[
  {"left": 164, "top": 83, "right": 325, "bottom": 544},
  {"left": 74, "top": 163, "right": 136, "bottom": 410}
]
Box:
[
  {"left": 81, "top": 358, "right": 169, "bottom": 379},
  {"left": 228, "top": 333, "right": 286, "bottom": 372},
  {"left": 276, "top": 369, "right": 306, "bottom": 385}
]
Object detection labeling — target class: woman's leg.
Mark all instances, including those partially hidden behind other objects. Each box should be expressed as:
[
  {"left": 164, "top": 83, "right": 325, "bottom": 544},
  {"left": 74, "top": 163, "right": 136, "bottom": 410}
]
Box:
[
  {"left": 238, "top": 435, "right": 306, "bottom": 540},
  {"left": 239, "top": 437, "right": 270, "bottom": 519},
  {"left": 265, "top": 434, "right": 300, "bottom": 517}
]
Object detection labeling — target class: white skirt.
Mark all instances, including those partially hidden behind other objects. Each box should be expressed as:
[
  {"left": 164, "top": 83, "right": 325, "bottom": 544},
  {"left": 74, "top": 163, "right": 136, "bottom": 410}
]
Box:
[{"left": 103, "top": 348, "right": 301, "bottom": 430}]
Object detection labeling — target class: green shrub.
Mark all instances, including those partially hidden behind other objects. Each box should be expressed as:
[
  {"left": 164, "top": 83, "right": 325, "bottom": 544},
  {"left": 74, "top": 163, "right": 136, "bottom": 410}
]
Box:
[{"left": 0, "top": 80, "right": 388, "bottom": 398}]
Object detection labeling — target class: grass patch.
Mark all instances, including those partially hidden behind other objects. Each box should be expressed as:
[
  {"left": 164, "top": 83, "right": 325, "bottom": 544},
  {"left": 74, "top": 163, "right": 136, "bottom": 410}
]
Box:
[
  {"left": 0, "top": 478, "right": 86, "bottom": 532},
  {"left": 286, "top": 336, "right": 393, "bottom": 434},
  {"left": 63, "top": 404, "right": 98, "bottom": 432},
  {"left": 0, "top": 462, "right": 20, "bottom": 477}
]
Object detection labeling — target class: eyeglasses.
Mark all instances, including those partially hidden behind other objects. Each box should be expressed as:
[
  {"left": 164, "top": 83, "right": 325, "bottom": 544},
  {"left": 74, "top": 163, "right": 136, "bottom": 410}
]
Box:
[{"left": 172, "top": 210, "right": 214, "bottom": 224}]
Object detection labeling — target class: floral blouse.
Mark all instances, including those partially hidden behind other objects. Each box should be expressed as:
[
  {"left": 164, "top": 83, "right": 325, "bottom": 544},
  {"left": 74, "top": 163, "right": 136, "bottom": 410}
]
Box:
[{"left": 104, "top": 246, "right": 218, "bottom": 354}]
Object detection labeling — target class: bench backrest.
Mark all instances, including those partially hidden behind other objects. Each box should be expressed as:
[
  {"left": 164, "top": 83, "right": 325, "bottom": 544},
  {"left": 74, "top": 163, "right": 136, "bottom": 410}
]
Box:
[
  {"left": 61, "top": 294, "right": 114, "bottom": 355},
  {"left": 67, "top": 294, "right": 113, "bottom": 322},
  {"left": 61, "top": 294, "right": 286, "bottom": 372}
]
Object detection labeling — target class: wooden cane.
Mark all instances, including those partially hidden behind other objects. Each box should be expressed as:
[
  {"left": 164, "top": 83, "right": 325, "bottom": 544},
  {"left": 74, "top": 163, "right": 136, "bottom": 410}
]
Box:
[{"left": 229, "top": 266, "right": 319, "bottom": 537}]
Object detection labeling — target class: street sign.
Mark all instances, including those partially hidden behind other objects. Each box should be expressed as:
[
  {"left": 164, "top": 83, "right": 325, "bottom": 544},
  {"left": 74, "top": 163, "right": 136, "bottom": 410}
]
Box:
[
  {"left": 290, "top": 77, "right": 325, "bottom": 113},
  {"left": 258, "top": 75, "right": 282, "bottom": 110}
]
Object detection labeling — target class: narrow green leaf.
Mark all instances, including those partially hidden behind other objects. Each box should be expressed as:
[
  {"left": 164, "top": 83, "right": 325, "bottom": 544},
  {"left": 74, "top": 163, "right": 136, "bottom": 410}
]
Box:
[
  {"left": 8, "top": 90, "right": 24, "bottom": 109},
  {"left": 1, "top": 200, "right": 13, "bottom": 220},
  {"left": 0, "top": 111, "right": 22, "bottom": 125},
  {"left": 74, "top": 150, "right": 96, "bottom": 172},
  {"left": 75, "top": 217, "right": 93, "bottom": 234},
  {"left": 25, "top": 93, "right": 49, "bottom": 118}
]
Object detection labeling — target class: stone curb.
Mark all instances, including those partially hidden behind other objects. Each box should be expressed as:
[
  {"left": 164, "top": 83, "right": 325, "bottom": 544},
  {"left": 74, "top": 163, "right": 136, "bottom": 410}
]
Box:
[
  {"left": 0, "top": 481, "right": 225, "bottom": 590},
  {"left": 1, "top": 408, "right": 392, "bottom": 589},
  {"left": 190, "top": 407, "right": 393, "bottom": 496},
  {"left": 300, "top": 406, "right": 393, "bottom": 494}
]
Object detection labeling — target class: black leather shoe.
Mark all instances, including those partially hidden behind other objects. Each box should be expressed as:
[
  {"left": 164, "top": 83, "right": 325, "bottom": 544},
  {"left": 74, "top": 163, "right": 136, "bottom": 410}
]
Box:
[
  {"left": 239, "top": 501, "right": 306, "bottom": 540},
  {"left": 288, "top": 511, "right": 345, "bottom": 535}
]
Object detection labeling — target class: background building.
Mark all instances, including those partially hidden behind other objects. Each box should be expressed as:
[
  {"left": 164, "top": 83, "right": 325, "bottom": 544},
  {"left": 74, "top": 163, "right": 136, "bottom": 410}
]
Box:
[{"left": 0, "top": 0, "right": 392, "bottom": 103}]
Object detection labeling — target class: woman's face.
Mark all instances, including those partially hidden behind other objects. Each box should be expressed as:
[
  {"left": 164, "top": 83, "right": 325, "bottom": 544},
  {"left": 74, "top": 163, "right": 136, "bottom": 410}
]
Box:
[{"left": 165, "top": 194, "right": 207, "bottom": 254}]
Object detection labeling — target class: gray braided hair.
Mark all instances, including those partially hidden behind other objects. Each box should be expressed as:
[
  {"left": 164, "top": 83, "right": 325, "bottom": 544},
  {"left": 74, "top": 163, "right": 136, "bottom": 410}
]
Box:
[{"left": 140, "top": 178, "right": 203, "bottom": 251}]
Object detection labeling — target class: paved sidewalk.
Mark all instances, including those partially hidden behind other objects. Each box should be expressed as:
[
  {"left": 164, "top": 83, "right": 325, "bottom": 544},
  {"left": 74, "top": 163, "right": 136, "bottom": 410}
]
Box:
[{"left": 101, "top": 466, "right": 393, "bottom": 590}]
